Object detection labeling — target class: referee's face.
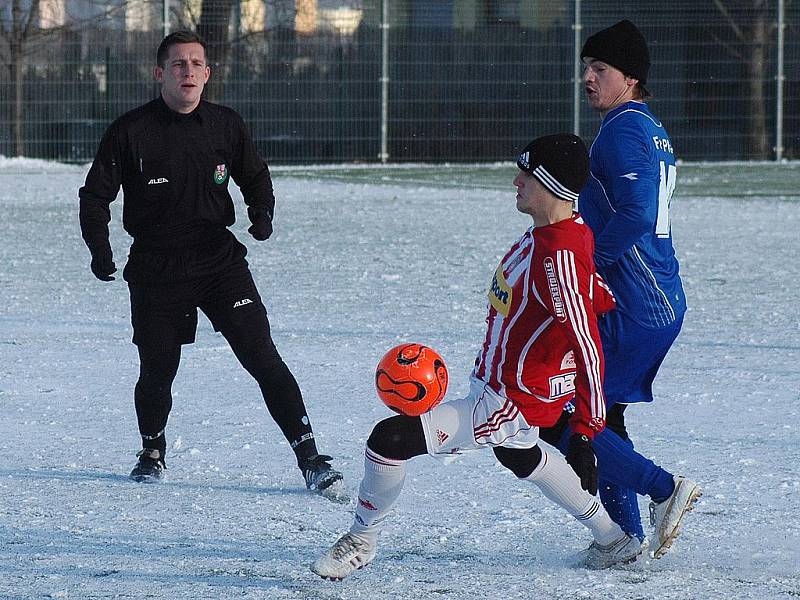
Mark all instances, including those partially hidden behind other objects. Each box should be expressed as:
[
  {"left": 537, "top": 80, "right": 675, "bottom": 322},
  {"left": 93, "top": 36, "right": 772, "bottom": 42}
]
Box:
[{"left": 155, "top": 42, "right": 210, "bottom": 114}]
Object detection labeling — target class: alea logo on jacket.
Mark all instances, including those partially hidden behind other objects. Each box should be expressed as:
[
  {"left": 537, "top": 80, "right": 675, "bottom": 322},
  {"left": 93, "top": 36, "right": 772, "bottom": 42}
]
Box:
[{"left": 213, "top": 163, "right": 228, "bottom": 185}]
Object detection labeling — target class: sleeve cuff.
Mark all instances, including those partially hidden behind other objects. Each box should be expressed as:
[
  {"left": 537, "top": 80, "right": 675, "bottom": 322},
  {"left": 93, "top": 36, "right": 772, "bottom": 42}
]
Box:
[{"left": 570, "top": 420, "right": 603, "bottom": 440}]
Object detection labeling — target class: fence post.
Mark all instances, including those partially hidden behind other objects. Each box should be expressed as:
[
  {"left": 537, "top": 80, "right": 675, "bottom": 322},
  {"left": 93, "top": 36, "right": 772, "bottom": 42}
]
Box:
[
  {"left": 379, "top": 0, "right": 390, "bottom": 163},
  {"left": 572, "top": 0, "right": 582, "bottom": 137},
  {"left": 163, "top": 0, "right": 170, "bottom": 37},
  {"left": 776, "top": 0, "right": 785, "bottom": 161}
]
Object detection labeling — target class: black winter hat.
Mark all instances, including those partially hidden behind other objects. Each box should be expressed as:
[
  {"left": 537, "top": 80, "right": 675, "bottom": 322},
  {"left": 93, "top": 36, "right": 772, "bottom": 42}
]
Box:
[
  {"left": 516, "top": 134, "right": 589, "bottom": 202},
  {"left": 581, "top": 19, "right": 650, "bottom": 84}
]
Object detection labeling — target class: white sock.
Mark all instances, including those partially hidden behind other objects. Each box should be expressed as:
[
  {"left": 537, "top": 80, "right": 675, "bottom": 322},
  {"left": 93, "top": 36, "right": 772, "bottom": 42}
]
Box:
[
  {"left": 349, "top": 447, "right": 407, "bottom": 542},
  {"left": 525, "top": 447, "right": 623, "bottom": 546}
]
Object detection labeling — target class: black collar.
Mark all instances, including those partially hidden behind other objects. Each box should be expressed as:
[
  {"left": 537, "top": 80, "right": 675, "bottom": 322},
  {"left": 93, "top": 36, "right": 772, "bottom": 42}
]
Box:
[{"left": 154, "top": 96, "right": 206, "bottom": 124}]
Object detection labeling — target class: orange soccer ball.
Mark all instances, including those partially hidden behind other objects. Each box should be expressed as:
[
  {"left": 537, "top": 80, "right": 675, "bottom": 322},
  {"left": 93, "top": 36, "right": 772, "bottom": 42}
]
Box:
[{"left": 375, "top": 343, "right": 449, "bottom": 416}]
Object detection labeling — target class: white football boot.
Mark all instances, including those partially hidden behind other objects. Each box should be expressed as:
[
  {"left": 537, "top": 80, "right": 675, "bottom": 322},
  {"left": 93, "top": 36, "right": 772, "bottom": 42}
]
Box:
[
  {"left": 577, "top": 533, "right": 643, "bottom": 569},
  {"left": 311, "top": 533, "right": 376, "bottom": 581},
  {"left": 649, "top": 475, "right": 702, "bottom": 558}
]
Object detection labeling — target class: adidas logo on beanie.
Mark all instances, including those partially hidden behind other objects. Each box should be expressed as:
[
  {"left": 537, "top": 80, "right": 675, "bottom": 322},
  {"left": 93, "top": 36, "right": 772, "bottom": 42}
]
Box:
[{"left": 516, "top": 134, "right": 589, "bottom": 202}]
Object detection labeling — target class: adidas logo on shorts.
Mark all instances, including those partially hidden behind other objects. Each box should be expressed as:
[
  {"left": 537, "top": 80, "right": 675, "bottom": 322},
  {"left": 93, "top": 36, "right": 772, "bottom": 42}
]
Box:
[
  {"left": 233, "top": 298, "right": 253, "bottom": 308},
  {"left": 436, "top": 429, "right": 449, "bottom": 445}
]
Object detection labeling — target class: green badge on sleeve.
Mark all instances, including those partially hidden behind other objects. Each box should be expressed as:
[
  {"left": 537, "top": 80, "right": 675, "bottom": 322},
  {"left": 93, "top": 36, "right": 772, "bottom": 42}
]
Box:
[{"left": 213, "top": 163, "right": 228, "bottom": 185}]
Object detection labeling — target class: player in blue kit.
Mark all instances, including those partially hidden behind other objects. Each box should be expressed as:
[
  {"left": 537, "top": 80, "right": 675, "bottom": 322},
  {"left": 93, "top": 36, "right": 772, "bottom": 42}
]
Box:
[{"left": 541, "top": 20, "right": 700, "bottom": 558}]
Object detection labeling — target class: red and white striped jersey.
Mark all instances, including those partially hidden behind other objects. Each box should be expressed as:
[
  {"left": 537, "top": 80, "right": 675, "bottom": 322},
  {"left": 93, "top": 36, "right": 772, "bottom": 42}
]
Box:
[{"left": 471, "top": 214, "right": 615, "bottom": 438}]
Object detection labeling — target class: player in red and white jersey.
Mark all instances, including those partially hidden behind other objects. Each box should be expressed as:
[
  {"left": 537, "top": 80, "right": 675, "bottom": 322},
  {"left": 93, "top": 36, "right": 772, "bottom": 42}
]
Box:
[
  {"left": 311, "top": 135, "right": 643, "bottom": 581},
  {"left": 473, "top": 210, "right": 615, "bottom": 439}
]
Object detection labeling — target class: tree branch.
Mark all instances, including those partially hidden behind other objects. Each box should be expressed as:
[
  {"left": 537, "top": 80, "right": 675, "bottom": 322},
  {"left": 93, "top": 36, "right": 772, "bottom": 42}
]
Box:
[
  {"left": 21, "top": 0, "right": 41, "bottom": 41},
  {"left": 709, "top": 31, "right": 744, "bottom": 61},
  {"left": 712, "top": 0, "right": 746, "bottom": 42}
]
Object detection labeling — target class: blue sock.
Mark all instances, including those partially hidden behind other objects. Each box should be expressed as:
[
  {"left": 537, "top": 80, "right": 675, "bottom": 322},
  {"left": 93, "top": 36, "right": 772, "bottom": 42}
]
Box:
[
  {"left": 591, "top": 428, "right": 674, "bottom": 499},
  {"left": 650, "top": 476, "right": 676, "bottom": 503},
  {"left": 554, "top": 426, "right": 675, "bottom": 535},
  {"left": 599, "top": 479, "right": 645, "bottom": 541}
]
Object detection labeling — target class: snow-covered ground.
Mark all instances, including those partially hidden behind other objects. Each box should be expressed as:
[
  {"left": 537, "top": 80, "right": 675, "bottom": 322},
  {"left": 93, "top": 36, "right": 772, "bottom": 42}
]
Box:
[{"left": 1, "top": 159, "right": 798, "bottom": 599}]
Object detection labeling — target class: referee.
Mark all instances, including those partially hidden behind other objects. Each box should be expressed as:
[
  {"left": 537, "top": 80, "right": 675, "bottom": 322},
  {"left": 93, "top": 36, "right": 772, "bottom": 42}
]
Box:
[{"left": 78, "top": 30, "right": 342, "bottom": 497}]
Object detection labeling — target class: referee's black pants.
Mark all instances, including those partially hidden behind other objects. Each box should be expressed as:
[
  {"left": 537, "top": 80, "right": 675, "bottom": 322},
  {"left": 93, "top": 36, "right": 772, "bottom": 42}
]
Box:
[{"left": 129, "top": 263, "right": 319, "bottom": 466}]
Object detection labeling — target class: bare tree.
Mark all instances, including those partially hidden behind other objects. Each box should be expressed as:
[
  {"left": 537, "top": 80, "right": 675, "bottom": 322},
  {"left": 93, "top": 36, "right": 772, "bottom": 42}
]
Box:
[
  {"left": 0, "top": 0, "right": 132, "bottom": 156},
  {"left": 196, "top": 0, "right": 237, "bottom": 101},
  {"left": 1, "top": 0, "right": 42, "bottom": 155},
  {"left": 194, "top": 0, "right": 301, "bottom": 101},
  {"left": 712, "top": 0, "right": 776, "bottom": 158}
]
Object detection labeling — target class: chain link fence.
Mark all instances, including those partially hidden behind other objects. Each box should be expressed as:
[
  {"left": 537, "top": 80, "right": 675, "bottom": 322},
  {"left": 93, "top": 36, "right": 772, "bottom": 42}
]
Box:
[{"left": 1, "top": 0, "right": 798, "bottom": 163}]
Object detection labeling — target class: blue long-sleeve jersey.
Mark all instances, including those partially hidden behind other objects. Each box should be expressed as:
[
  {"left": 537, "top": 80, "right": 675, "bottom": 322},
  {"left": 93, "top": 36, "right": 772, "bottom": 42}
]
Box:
[{"left": 578, "top": 101, "right": 686, "bottom": 330}]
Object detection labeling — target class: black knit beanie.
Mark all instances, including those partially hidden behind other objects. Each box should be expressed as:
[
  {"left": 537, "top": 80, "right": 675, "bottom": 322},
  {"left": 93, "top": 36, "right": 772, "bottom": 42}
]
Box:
[
  {"left": 581, "top": 19, "right": 650, "bottom": 84},
  {"left": 516, "top": 134, "right": 589, "bottom": 203}
]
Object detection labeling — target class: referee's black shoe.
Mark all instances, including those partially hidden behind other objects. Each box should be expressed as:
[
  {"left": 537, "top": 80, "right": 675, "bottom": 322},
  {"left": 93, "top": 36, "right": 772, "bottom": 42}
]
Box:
[
  {"left": 130, "top": 448, "right": 166, "bottom": 483},
  {"left": 300, "top": 454, "right": 343, "bottom": 495}
]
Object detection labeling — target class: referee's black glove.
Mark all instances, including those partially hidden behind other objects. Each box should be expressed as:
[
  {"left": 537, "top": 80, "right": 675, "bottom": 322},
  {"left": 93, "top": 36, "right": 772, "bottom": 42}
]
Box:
[
  {"left": 247, "top": 208, "right": 273, "bottom": 241},
  {"left": 89, "top": 243, "right": 116, "bottom": 281},
  {"left": 565, "top": 433, "right": 598, "bottom": 495}
]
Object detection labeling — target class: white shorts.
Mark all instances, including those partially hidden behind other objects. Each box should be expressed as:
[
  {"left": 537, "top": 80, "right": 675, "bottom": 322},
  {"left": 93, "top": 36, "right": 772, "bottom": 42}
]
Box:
[{"left": 420, "top": 377, "right": 540, "bottom": 457}]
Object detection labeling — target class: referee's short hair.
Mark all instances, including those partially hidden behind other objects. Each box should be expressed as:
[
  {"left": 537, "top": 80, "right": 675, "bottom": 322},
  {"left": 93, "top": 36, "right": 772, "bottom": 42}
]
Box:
[{"left": 156, "top": 30, "right": 207, "bottom": 67}]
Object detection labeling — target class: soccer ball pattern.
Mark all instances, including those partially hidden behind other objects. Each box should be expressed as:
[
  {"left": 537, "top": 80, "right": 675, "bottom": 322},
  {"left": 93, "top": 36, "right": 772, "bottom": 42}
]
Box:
[{"left": 375, "top": 343, "right": 449, "bottom": 416}]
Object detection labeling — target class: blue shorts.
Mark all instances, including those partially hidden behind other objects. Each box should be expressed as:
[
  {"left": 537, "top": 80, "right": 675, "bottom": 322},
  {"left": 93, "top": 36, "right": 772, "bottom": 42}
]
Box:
[{"left": 598, "top": 310, "right": 683, "bottom": 408}]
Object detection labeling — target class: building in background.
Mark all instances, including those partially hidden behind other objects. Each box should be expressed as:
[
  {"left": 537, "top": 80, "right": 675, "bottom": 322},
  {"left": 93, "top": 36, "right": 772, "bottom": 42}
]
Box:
[{"left": 0, "top": 0, "right": 798, "bottom": 162}]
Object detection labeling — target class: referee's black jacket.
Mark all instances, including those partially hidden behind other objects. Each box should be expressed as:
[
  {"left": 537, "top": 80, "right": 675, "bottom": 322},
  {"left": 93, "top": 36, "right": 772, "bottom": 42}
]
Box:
[{"left": 79, "top": 96, "right": 274, "bottom": 283}]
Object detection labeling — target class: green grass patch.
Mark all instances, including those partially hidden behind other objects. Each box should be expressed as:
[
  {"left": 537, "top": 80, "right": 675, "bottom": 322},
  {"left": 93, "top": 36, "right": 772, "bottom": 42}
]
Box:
[{"left": 274, "top": 161, "right": 800, "bottom": 199}]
